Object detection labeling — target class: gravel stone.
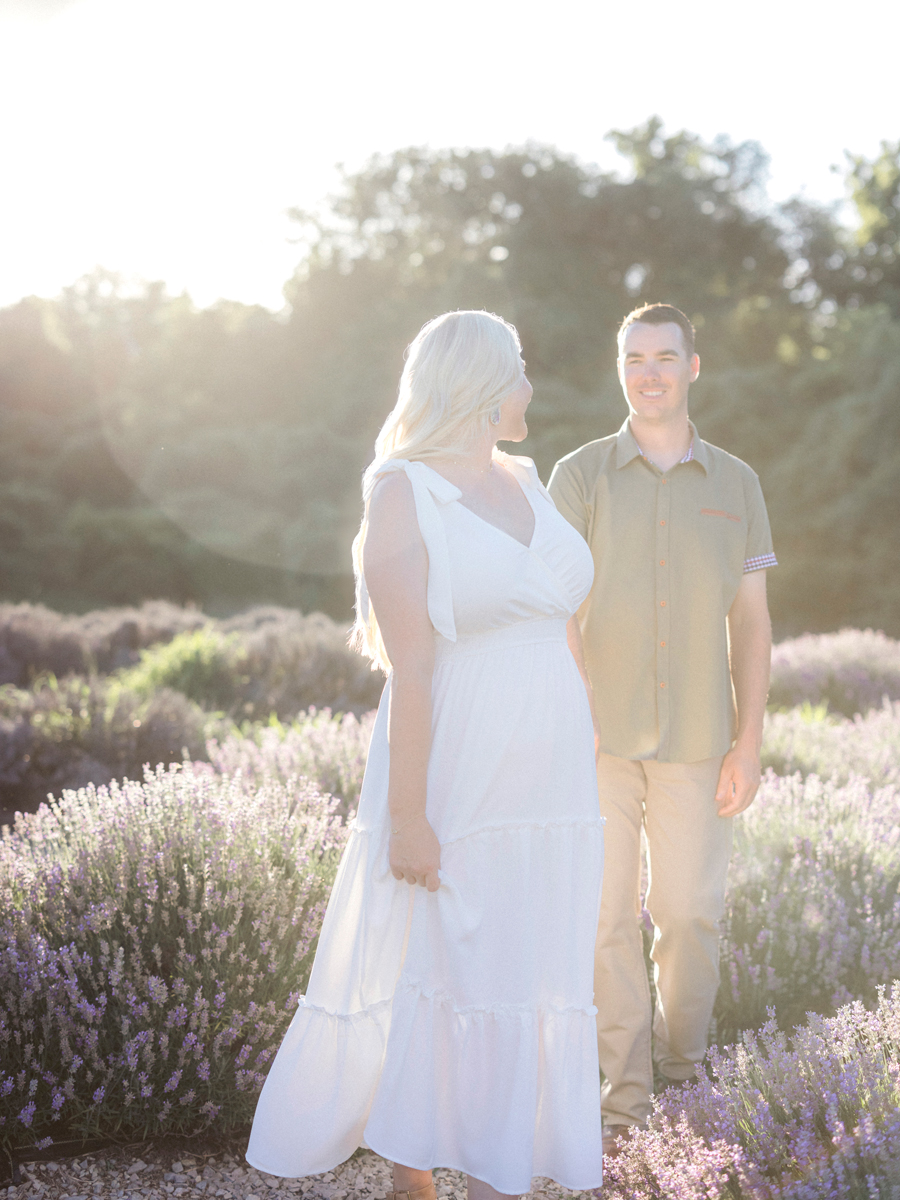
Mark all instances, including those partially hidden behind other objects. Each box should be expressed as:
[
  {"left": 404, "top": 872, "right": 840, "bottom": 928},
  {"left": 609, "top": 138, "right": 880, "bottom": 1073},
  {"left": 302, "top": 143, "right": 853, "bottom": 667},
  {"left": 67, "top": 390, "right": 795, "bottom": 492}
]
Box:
[{"left": 5, "top": 1145, "right": 588, "bottom": 1200}]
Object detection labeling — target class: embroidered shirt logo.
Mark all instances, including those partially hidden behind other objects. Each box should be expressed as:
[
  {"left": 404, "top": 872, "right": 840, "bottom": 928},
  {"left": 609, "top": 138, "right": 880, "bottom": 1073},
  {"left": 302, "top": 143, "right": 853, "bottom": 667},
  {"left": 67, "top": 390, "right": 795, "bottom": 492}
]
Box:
[{"left": 700, "top": 508, "right": 741, "bottom": 522}]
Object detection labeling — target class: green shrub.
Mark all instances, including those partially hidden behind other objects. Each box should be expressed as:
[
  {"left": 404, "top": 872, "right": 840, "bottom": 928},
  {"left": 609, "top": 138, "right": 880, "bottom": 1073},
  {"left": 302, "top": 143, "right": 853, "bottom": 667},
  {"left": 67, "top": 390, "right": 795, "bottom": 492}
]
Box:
[
  {"left": 117, "top": 628, "right": 240, "bottom": 712},
  {"left": 117, "top": 616, "right": 385, "bottom": 722},
  {"left": 0, "top": 603, "right": 385, "bottom": 722}
]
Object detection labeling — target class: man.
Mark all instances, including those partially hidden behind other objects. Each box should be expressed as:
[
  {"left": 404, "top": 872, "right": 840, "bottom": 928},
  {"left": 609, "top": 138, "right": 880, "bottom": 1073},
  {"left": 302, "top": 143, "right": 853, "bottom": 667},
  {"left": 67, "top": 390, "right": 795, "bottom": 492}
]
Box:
[{"left": 548, "top": 303, "right": 775, "bottom": 1152}]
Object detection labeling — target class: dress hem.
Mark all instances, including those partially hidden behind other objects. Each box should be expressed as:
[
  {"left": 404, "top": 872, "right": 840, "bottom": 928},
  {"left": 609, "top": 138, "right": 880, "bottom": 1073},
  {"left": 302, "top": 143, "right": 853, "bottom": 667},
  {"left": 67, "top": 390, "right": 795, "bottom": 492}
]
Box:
[{"left": 246, "top": 1147, "right": 604, "bottom": 1195}]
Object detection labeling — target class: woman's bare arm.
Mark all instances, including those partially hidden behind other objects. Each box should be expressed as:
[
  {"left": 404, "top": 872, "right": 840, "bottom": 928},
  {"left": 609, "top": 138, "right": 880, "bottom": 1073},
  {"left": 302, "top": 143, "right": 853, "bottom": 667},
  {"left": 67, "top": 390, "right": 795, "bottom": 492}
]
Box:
[
  {"left": 566, "top": 614, "right": 601, "bottom": 759},
  {"left": 363, "top": 472, "right": 441, "bottom": 891}
]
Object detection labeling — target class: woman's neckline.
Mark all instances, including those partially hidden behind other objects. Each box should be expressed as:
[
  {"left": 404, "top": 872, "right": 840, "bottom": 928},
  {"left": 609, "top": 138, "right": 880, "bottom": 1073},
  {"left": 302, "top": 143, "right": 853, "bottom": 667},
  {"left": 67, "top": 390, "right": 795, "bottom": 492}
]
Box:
[{"left": 414, "top": 455, "right": 537, "bottom": 550}]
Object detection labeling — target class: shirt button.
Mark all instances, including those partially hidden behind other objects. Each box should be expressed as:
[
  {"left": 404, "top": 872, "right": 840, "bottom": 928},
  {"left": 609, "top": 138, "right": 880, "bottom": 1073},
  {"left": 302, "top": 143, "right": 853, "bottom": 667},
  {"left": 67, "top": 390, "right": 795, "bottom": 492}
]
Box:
[
  {"left": 660, "top": 641, "right": 666, "bottom": 647},
  {"left": 660, "top": 682, "right": 666, "bottom": 688},
  {"left": 660, "top": 600, "right": 666, "bottom": 607},
  {"left": 661, "top": 478, "right": 667, "bottom": 485},
  {"left": 660, "top": 520, "right": 666, "bottom": 526},
  {"left": 660, "top": 559, "right": 665, "bottom": 565}
]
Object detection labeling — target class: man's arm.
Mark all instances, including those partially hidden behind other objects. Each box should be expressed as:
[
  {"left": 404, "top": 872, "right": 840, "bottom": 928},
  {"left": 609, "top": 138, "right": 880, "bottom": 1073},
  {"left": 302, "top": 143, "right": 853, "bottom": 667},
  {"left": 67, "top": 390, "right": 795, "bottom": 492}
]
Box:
[{"left": 715, "top": 569, "right": 772, "bottom": 817}]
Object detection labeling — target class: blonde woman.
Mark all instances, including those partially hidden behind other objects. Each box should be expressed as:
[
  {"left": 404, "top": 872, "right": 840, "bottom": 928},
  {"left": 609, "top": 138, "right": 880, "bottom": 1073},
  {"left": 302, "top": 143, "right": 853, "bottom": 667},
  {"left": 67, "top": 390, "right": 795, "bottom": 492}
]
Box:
[{"left": 247, "top": 311, "right": 604, "bottom": 1199}]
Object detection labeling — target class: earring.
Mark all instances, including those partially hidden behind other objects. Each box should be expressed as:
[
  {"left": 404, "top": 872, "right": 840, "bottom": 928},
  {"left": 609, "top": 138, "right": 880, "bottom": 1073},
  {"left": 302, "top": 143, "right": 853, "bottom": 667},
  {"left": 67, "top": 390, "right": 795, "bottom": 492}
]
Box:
[{"left": 489, "top": 408, "right": 501, "bottom": 426}]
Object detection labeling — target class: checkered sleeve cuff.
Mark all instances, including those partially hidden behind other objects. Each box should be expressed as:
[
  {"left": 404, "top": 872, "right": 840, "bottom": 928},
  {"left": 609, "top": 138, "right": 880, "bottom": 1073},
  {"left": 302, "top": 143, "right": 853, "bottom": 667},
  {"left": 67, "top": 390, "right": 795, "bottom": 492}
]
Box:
[{"left": 743, "top": 552, "right": 778, "bottom": 573}]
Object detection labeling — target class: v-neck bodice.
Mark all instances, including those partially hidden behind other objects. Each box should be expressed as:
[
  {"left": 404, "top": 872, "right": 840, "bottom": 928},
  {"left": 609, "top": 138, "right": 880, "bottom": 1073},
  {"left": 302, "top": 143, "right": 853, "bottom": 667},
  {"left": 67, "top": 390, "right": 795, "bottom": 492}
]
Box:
[
  {"left": 421, "top": 458, "right": 537, "bottom": 550},
  {"left": 359, "top": 454, "right": 594, "bottom": 645}
]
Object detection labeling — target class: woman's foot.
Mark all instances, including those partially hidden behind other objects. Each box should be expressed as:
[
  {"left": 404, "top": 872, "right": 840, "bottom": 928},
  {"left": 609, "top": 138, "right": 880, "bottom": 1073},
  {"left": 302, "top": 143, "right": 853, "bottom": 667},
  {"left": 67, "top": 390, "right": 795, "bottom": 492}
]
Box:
[
  {"left": 466, "top": 1175, "right": 519, "bottom": 1200},
  {"left": 389, "top": 1163, "right": 435, "bottom": 1200}
]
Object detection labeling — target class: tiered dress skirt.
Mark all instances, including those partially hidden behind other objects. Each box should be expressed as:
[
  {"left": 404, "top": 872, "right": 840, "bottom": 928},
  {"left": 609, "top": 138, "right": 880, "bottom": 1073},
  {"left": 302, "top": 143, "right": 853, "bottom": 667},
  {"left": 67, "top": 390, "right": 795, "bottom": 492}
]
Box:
[{"left": 248, "top": 619, "right": 604, "bottom": 1195}]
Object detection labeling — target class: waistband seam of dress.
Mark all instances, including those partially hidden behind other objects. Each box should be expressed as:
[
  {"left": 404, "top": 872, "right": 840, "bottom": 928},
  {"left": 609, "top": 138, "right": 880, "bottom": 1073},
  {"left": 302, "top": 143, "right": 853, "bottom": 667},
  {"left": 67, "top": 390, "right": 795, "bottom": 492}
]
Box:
[{"left": 434, "top": 617, "right": 569, "bottom": 660}]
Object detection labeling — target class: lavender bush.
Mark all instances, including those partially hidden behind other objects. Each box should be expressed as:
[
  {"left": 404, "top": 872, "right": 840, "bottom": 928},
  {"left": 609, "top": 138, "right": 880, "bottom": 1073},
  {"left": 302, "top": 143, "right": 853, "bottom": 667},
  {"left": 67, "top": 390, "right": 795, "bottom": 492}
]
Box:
[
  {"left": 0, "top": 673, "right": 221, "bottom": 815},
  {"left": 206, "top": 707, "right": 377, "bottom": 811},
  {"left": 118, "top": 612, "right": 382, "bottom": 721},
  {"left": 605, "top": 985, "right": 900, "bottom": 1199},
  {"left": 769, "top": 628, "right": 900, "bottom": 716},
  {"left": 0, "top": 766, "right": 348, "bottom": 1153},
  {"left": 0, "top": 603, "right": 385, "bottom": 817},
  {"left": 715, "top": 771, "right": 900, "bottom": 1044},
  {"left": 0, "top": 601, "right": 383, "bottom": 721},
  {"left": 0, "top": 600, "right": 207, "bottom": 686},
  {"left": 214, "top": 607, "right": 383, "bottom": 718},
  {"left": 762, "top": 700, "right": 900, "bottom": 787}
]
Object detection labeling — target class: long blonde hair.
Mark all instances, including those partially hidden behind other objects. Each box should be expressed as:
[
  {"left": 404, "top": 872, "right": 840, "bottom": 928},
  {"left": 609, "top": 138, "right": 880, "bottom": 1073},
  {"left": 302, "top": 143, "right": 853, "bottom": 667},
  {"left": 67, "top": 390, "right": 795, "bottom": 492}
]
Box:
[{"left": 351, "top": 310, "right": 524, "bottom": 670}]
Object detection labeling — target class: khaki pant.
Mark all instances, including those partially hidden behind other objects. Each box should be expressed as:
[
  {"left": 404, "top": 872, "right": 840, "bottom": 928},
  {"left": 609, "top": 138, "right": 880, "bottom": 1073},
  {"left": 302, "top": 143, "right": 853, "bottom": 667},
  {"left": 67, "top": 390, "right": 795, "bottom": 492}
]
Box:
[{"left": 595, "top": 752, "right": 732, "bottom": 1127}]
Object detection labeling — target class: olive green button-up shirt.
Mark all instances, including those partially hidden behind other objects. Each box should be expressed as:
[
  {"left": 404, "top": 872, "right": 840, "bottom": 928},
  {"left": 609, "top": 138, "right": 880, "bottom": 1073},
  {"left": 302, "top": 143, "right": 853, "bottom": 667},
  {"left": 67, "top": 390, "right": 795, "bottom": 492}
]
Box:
[{"left": 548, "top": 419, "right": 776, "bottom": 764}]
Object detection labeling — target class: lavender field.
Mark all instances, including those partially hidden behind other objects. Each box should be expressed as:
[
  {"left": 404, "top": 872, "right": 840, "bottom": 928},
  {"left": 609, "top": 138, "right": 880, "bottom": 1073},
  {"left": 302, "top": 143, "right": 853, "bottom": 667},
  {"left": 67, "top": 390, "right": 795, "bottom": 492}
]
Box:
[{"left": 2, "top": 623, "right": 900, "bottom": 1197}]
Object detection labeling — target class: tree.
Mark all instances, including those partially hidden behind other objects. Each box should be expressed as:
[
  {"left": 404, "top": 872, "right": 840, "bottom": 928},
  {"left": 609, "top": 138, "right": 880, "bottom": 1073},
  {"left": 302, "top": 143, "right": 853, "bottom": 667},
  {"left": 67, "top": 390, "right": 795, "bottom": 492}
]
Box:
[
  {"left": 2, "top": 128, "right": 897, "bottom": 634},
  {"left": 782, "top": 142, "right": 900, "bottom": 319},
  {"left": 281, "top": 121, "right": 811, "bottom": 486}
]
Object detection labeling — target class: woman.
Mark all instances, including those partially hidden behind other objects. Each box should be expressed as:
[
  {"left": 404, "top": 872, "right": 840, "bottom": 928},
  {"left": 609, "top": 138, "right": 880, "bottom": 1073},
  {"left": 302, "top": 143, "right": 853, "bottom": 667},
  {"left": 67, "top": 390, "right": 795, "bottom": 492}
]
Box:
[{"left": 247, "top": 311, "right": 604, "bottom": 1199}]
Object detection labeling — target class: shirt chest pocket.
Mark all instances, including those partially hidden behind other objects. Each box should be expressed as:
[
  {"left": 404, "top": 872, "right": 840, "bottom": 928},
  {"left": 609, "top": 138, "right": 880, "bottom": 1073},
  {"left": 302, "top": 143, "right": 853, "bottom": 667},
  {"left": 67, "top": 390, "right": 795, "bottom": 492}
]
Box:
[
  {"left": 700, "top": 507, "right": 742, "bottom": 524},
  {"left": 678, "top": 506, "right": 747, "bottom": 584}
]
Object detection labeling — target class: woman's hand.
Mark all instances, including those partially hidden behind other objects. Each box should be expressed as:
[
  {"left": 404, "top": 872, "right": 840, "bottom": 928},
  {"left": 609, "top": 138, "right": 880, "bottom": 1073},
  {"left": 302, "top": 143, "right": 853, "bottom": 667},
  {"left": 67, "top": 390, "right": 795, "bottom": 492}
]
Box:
[{"left": 389, "top": 814, "right": 441, "bottom": 892}]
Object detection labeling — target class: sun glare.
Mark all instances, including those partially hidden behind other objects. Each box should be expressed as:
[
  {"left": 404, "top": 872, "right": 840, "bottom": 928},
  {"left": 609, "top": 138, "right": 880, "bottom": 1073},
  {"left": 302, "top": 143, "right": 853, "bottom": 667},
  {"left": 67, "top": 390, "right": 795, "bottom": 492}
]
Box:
[{"left": 0, "top": 0, "right": 895, "bottom": 310}]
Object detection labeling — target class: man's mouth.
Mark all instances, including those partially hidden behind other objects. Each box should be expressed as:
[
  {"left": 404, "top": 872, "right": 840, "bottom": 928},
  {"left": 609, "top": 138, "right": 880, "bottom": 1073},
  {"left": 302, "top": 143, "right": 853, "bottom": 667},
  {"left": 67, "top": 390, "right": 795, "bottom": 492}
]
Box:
[{"left": 640, "top": 390, "right": 665, "bottom": 398}]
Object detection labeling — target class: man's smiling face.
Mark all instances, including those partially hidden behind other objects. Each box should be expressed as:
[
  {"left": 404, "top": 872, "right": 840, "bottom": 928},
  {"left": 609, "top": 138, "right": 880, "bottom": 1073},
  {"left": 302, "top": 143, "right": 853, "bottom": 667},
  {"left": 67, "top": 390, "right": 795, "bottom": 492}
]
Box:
[{"left": 617, "top": 321, "right": 700, "bottom": 425}]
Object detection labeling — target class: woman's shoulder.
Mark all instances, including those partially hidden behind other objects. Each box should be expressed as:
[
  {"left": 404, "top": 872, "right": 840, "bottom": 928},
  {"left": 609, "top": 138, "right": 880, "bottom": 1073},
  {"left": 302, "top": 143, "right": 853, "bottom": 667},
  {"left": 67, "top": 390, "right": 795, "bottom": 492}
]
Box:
[
  {"left": 364, "top": 470, "right": 426, "bottom": 568},
  {"left": 367, "top": 466, "right": 416, "bottom": 519},
  {"left": 366, "top": 457, "right": 462, "bottom": 506},
  {"left": 495, "top": 452, "right": 551, "bottom": 499}
]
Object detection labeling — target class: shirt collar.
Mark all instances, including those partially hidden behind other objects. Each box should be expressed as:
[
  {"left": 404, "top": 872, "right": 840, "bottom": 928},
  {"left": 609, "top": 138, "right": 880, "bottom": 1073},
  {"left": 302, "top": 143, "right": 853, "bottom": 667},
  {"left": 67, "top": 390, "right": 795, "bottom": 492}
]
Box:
[{"left": 615, "top": 417, "right": 709, "bottom": 474}]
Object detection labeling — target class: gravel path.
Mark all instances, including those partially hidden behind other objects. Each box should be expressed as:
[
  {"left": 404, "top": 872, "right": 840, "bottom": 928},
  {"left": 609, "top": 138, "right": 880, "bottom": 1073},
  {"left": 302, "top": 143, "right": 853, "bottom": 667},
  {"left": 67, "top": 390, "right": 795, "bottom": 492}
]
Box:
[{"left": 3, "top": 1144, "right": 588, "bottom": 1200}]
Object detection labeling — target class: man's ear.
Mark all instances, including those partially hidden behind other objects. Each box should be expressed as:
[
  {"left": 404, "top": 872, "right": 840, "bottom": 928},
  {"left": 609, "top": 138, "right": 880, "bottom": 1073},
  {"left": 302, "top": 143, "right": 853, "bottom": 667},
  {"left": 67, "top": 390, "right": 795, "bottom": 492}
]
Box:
[{"left": 690, "top": 353, "right": 700, "bottom": 383}]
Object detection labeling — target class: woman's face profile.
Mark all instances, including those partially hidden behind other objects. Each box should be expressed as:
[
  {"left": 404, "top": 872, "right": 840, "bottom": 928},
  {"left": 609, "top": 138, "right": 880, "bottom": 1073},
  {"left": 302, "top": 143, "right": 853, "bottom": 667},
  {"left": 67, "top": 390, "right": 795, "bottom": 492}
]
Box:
[{"left": 496, "top": 370, "right": 533, "bottom": 443}]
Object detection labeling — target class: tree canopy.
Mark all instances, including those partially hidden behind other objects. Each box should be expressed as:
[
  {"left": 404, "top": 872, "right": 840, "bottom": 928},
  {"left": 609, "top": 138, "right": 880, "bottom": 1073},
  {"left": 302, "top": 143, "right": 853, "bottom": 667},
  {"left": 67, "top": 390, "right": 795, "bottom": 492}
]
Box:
[{"left": 1, "top": 121, "right": 898, "bottom": 635}]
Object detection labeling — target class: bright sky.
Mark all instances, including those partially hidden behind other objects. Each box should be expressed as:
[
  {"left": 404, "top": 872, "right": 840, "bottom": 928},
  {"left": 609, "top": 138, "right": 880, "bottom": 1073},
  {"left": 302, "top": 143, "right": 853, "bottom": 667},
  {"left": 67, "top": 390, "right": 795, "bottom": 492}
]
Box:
[{"left": 0, "top": 0, "right": 896, "bottom": 312}]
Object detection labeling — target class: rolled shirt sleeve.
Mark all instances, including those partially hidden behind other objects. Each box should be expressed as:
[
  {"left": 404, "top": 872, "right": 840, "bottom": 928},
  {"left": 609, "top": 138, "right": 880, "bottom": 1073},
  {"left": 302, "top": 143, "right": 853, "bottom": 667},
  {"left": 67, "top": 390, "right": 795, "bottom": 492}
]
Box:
[{"left": 742, "top": 471, "right": 777, "bottom": 573}]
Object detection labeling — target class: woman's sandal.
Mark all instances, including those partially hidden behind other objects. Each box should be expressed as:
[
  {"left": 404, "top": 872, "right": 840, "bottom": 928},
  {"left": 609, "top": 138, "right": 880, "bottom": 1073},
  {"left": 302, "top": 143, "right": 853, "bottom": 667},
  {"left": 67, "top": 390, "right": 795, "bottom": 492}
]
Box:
[{"left": 386, "top": 1186, "right": 437, "bottom": 1200}]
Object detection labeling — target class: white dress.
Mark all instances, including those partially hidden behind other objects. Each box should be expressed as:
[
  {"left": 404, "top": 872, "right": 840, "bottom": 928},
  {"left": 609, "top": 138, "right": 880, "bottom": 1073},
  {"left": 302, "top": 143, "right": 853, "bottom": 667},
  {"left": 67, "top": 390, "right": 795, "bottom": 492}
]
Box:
[{"left": 247, "top": 454, "right": 604, "bottom": 1195}]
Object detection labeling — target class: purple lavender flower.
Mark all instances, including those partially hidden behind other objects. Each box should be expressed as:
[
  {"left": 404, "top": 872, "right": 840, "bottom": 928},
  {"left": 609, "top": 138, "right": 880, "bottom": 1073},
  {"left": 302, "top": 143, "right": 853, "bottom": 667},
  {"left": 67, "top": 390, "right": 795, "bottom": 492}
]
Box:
[{"left": 1, "top": 764, "right": 347, "bottom": 1148}]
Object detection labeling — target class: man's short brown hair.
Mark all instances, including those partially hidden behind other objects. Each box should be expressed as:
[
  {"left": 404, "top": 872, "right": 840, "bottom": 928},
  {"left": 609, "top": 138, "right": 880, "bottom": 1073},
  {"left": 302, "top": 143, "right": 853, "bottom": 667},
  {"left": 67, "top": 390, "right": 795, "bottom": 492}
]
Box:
[{"left": 617, "top": 303, "right": 696, "bottom": 358}]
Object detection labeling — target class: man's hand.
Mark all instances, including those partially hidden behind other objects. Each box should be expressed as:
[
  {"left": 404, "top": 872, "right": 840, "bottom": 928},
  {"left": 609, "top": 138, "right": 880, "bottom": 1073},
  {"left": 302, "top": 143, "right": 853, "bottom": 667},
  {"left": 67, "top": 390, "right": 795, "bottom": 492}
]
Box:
[
  {"left": 714, "top": 743, "right": 761, "bottom": 817},
  {"left": 719, "top": 570, "right": 771, "bottom": 818}
]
